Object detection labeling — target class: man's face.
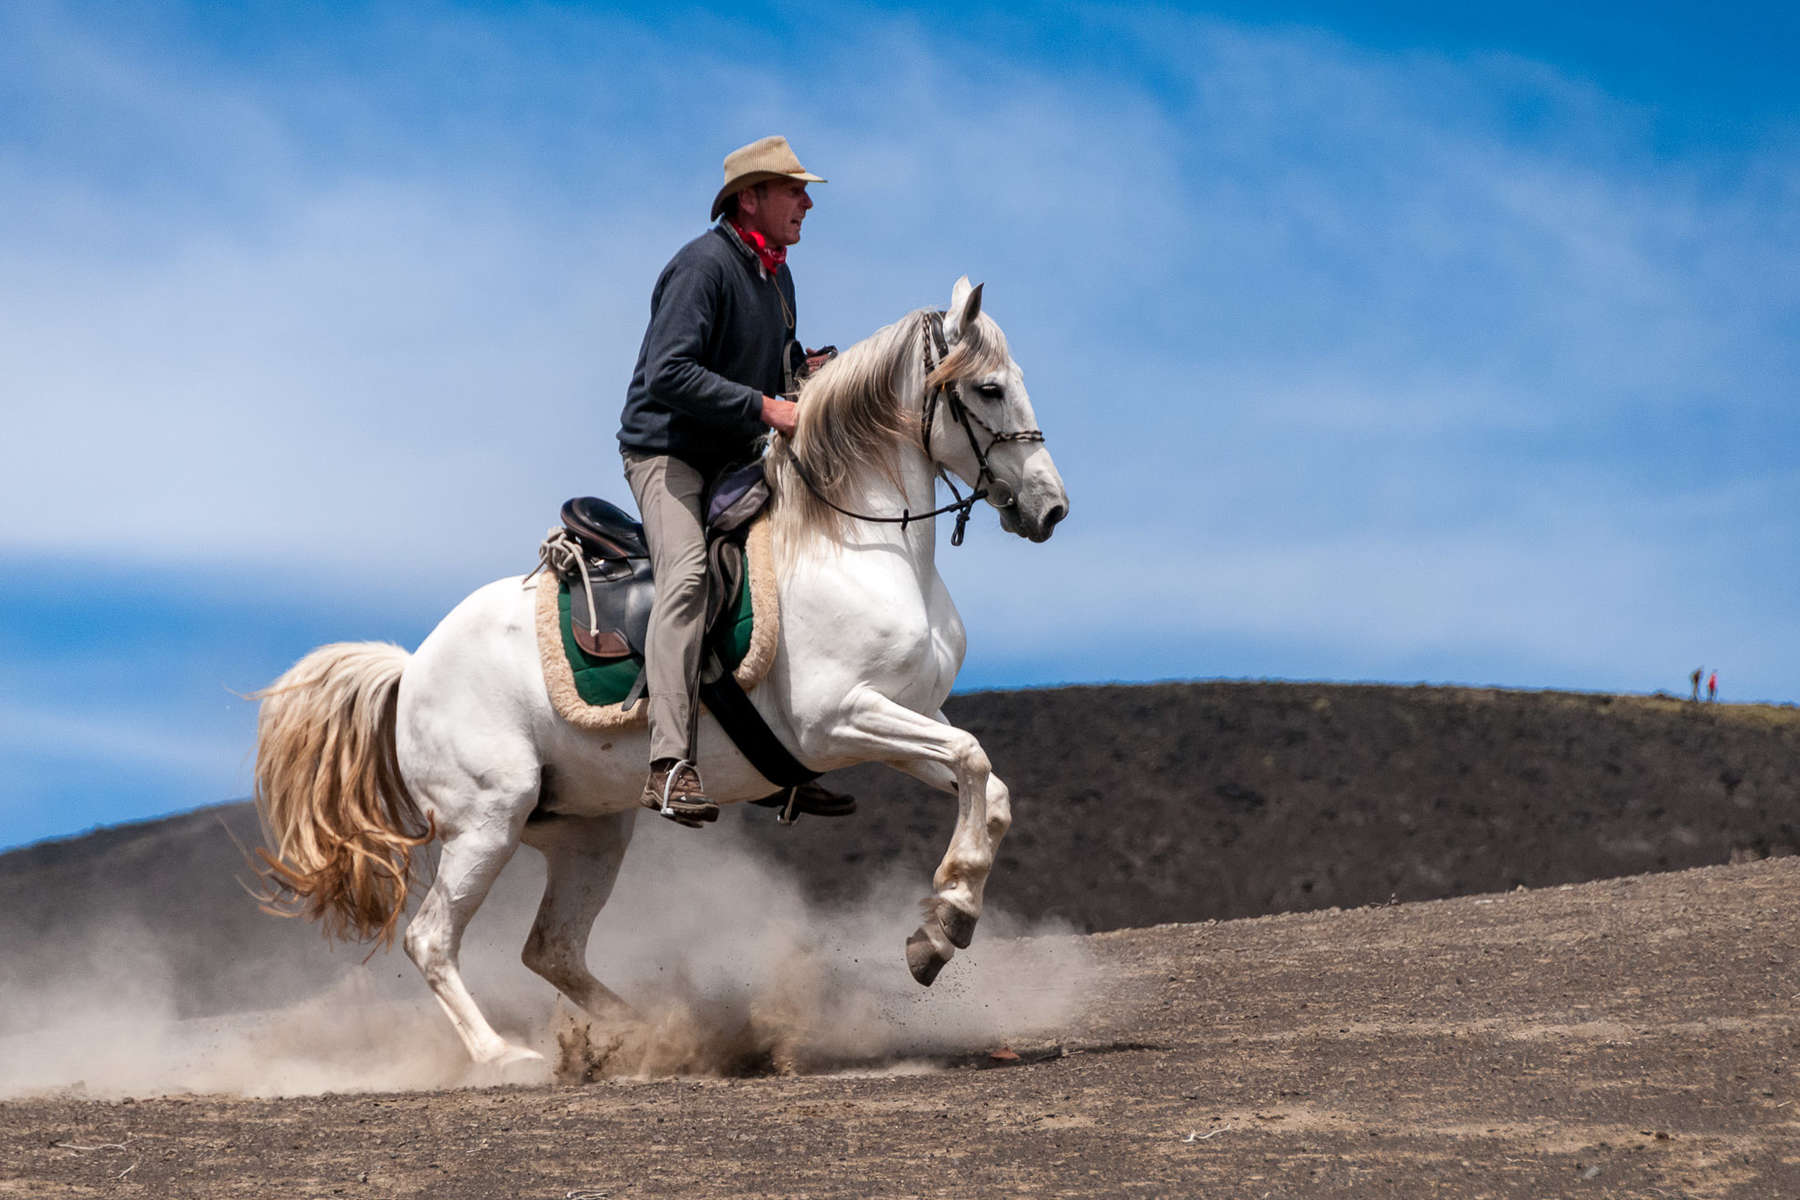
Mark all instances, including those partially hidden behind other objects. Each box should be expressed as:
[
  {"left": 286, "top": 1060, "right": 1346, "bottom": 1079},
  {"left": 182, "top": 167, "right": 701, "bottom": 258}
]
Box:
[{"left": 740, "top": 180, "right": 813, "bottom": 248}]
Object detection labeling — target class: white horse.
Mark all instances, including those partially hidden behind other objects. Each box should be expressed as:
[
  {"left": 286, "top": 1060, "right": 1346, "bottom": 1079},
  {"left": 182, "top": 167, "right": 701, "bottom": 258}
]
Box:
[{"left": 252, "top": 277, "right": 1069, "bottom": 1067}]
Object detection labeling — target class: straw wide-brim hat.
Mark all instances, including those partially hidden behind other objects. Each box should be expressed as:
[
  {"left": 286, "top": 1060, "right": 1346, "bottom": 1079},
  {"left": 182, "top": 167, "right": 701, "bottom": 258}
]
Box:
[{"left": 710, "top": 135, "right": 825, "bottom": 220}]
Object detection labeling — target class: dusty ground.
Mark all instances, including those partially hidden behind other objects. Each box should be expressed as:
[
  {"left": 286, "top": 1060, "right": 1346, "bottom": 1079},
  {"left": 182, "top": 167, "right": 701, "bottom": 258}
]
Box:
[
  {"left": 10, "top": 682, "right": 1799, "bottom": 1030},
  {"left": 4, "top": 857, "right": 1795, "bottom": 1199}
]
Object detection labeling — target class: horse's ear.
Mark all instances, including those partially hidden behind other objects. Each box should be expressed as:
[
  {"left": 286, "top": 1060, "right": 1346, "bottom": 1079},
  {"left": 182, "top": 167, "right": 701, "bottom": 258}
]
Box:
[{"left": 945, "top": 276, "right": 984, "bottom": 342}]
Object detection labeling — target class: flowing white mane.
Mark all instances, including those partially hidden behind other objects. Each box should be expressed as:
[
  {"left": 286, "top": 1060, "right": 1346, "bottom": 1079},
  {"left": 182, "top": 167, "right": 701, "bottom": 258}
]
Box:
[{"left": 767, "top": 307, "right": 1014, "bottom": 549}]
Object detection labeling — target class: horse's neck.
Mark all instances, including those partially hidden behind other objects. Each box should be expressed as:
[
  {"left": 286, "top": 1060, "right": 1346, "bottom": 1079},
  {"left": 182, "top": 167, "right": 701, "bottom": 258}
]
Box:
[
  {"left": 783, "top": 326, "right": 948, "bottom": 586},
  {"left": 843, "top": 362, "right": 941, "bottom": 572},
  {"left": 838, "top": 433, "right": 941, "bottom": 570}
]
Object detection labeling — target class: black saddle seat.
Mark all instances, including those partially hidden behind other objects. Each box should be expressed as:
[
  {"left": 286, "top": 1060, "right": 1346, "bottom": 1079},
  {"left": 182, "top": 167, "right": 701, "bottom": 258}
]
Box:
[{"left": 562, "top": 497, "right": 648, "bottom": 560}]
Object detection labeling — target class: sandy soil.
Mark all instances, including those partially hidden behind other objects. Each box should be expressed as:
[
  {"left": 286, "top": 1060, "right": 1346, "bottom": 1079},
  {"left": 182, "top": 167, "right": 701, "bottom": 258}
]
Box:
[
  {"left": 4, "top": 857, "right": 1795, "bottom": 1199},
  {"left": 10, "top": 682, "right": 1798, "bottom": 1035}
]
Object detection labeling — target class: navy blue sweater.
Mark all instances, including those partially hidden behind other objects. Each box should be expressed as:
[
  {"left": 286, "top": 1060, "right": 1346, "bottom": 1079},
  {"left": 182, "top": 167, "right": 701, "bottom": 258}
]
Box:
[{"left": 617, "top": 224, "right": 798, "bottom": 476}]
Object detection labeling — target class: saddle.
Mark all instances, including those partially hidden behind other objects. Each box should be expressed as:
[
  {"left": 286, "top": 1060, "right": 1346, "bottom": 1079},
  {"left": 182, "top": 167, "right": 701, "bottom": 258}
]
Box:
[
  {"left": 562, "top": 496, "right": 648, "bottom": 560},
  {"left": 555, "top": 497, "right": 655, "bottom": 660},
  {"left": 534, "top": 463, "right": 819, "bottom": 791},
  {"left": 543, "top": 461, "right": 772, "bottom": 665}
]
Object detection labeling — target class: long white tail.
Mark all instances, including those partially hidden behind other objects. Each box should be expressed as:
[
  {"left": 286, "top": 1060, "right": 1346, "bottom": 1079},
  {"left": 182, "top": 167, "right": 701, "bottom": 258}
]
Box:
[{"left": 252, "top": 641, "right": 432, "bottom": 946}]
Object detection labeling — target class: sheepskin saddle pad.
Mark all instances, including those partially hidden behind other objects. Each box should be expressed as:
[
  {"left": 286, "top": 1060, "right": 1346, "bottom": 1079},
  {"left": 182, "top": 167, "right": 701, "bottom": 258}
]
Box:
[{"left": 533, "top": 496, "right": 780, "bottom": 733}]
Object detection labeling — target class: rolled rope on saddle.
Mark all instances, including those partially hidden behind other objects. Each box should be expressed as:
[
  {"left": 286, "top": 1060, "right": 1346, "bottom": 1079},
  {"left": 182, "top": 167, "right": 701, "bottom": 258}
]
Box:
[
  {"left": 533, "top": 514, "right": 781, "bottom": 732},
  {"left": 529, "top": 527, "right": 603, "bottom": 639}
]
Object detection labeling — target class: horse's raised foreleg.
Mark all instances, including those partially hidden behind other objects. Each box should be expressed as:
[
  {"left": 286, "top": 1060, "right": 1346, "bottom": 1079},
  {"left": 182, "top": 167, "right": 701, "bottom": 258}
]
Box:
[
  {"left": 403, "top": 822, "right": 538, "bottom": 1066},
  {"left": 519, "top": 811, "right": 639, "bottom": 1024},
  {"left": 903, "top": 757, "right": 1012, "bottom": 951},
  {"left": 825, "top": 693, "right": 1011, "bottom": 986},
  {"left": 899, "top": 756, "right": 1012, "bottom": 985}
]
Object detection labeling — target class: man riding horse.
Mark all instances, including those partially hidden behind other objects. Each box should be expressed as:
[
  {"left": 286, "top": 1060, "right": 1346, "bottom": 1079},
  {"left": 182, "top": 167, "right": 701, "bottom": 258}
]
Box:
[{"left": 617, "top": 135, "right": 852, "bottom": 827}]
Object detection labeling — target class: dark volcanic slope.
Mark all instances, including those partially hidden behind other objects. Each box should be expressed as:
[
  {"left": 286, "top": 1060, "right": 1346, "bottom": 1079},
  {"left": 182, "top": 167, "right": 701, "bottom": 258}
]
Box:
[
  {"left": 742, "top": 682, "right": 1800, "bottom": 928},
  {"left": 3, "top": 681, "right": 1796, "bottom": 1027}
]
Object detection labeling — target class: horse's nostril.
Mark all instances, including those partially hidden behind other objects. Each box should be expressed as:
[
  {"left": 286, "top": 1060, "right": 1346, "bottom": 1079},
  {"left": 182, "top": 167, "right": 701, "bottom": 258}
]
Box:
[{"left": 1043, "top": 503, "right": 1067, "bottom": 530}]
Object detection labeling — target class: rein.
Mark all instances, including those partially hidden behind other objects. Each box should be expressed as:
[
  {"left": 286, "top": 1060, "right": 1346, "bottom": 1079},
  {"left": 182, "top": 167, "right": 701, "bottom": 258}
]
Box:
[{"left": 784, "top": 311, "right": 1046, "bottom": 547}]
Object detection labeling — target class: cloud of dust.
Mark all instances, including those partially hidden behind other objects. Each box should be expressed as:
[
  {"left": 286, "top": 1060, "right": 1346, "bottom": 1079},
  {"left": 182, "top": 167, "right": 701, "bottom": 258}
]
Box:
[
  {"left": 0, "top": 898, "right": 499, "bottom": 1098},
  {"left": 0, "top": 813, "right": 1106, "bottom": 1098}
]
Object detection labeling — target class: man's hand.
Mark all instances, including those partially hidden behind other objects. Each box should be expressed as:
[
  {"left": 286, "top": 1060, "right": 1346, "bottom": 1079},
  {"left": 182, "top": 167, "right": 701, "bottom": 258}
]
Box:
[{"left": 761, "top": 394, "right": 799, "bottom": 438}]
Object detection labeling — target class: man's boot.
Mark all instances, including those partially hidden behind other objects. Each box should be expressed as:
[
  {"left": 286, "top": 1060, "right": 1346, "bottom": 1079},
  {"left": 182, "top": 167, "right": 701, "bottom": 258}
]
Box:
[
  {"left": 641, "top": 758, "right": 719, "bottom": 827},
  {"left": 749, "top": 780, "right": 857, "bottom": 823}
]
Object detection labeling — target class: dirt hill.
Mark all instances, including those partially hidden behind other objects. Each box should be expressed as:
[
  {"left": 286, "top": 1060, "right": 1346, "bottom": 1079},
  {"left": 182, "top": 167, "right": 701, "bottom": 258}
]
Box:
[
  {"left": 3, "top": 681, "right": 1796, "bottom": 1029},
  {"left": 744, "top": 681, "right": 1800, "bottom": 928}
]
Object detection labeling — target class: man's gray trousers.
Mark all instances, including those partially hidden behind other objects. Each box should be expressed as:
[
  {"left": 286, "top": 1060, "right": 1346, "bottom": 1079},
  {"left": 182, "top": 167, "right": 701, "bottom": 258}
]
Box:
[{"left": 622, "top": 450, "right": 710, "bottom": 764}]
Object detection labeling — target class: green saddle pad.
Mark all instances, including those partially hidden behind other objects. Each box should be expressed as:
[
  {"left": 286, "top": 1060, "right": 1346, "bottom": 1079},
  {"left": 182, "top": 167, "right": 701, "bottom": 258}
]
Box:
[{"left": 556, "top": 570, "right": 756, "bottom": 707}]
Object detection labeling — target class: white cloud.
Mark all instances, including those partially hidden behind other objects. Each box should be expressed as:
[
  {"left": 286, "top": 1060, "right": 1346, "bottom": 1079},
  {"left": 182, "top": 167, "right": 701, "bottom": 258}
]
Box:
[{"left": 2, "top": 3, "right": 1797, "bottom": 703}]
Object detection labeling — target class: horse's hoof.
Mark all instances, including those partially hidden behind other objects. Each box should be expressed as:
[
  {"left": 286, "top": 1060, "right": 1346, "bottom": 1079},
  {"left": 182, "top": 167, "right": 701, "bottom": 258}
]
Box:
[
  {"left": 906, "top": 927, "right": 948, "bottom": 987},
  {"left": 934, "top": 899, "right": 978, "bottom": 950},
  {"left": 493, "top": 1043, "right": 547, "bottom": 1069},
  {"left": 473, "top": 1043, "right": 550, "bottom": 1085}
]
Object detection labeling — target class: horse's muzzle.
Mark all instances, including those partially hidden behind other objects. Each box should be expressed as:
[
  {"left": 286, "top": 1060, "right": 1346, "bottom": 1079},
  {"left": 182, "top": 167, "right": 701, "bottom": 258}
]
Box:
[
  {"left": 1003, "top": 493, "right": 1066, "bottom": 543},
  {"left": 998, "top": 456, "right": 1068, "bottom": 542}
]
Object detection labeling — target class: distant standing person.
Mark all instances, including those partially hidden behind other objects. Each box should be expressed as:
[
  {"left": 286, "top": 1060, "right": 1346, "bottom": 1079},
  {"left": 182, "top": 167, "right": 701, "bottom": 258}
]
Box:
[
  {"left": 1708, "top": 671, "right": 1718, "bottom": 702},
  {"left": 1690, "top": 666, "right": 1703, "bottom": 701}
]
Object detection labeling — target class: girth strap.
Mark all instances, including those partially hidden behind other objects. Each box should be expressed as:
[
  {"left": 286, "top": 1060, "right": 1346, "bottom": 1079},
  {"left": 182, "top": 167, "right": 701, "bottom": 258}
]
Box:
[{"left": 698, "top": 654, "right": 820, "bottom": 788}]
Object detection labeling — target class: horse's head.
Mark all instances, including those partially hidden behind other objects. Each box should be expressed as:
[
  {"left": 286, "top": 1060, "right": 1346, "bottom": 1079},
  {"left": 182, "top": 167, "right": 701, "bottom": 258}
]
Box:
[{"left": 929, "top": 276, "right": 1069, "bottom": 543}]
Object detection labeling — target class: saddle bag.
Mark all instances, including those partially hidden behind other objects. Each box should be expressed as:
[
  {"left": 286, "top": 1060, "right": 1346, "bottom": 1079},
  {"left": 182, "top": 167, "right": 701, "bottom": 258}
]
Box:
[{"left": 706, "top": 461, "right": 771, "bottom": 537}]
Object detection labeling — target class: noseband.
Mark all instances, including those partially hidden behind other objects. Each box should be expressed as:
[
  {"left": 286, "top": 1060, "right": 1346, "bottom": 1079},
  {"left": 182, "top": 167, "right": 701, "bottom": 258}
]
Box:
[{"left": 786, "top": 310, "right": 1046, "bottom": 546}]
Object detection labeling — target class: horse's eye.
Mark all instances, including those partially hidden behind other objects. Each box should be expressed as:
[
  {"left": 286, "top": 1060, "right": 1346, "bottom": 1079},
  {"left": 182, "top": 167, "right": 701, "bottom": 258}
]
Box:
[{"left": 975, "top": 383, "right": 1004, "bottom": 399}]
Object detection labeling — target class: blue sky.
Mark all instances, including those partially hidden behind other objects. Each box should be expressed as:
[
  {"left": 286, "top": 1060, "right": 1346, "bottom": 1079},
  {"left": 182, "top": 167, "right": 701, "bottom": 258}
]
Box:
[{"left": 4, "top": 1, "right": 1798, "bottom": 849}]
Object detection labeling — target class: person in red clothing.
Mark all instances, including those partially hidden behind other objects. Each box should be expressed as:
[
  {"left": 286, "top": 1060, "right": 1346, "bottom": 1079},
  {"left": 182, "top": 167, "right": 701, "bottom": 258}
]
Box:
[
  {"left": 617, "top": 136, "right": 820, "bottom": 824},
  {"left": 1707, "top": 671, "right": 1718, "bottom": 702},
  {"left": 617, "top": 135, "right": 851, "bottom": 829}
]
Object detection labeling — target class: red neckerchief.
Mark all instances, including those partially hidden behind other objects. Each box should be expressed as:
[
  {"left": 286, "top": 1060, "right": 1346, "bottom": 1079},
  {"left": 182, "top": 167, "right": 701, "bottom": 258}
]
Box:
[{"left": 729, "top": 219, "right": 787, "bottom": 278}]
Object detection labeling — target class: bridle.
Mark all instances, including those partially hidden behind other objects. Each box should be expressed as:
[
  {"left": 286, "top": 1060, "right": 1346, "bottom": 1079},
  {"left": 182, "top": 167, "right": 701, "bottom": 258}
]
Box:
[{"left": 785, "top": 310, "right": 1046, "bottom": 547}]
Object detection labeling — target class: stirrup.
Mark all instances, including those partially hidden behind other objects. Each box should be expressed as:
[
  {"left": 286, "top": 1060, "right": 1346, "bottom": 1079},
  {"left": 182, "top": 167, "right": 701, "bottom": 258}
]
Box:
[
  {"left": 653, "top": 759, "right": 717, "bottom": 824},
  {"left": 660, "top": 758, "right": 698, "bottom": 817},
  {"left": 750, "top": 781, "right": 857, "bottom": 824}
]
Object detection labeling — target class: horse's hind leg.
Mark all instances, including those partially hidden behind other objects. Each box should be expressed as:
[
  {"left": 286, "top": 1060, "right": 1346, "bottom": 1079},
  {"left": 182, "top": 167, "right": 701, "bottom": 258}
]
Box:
[
  {"left": 519, "top": 810, "right": 639, "bottom": 1024},
  {"left": 824, "top": 693, "right": 1010, "bottom": 986},
  {"left": 404, "top": 819, "right": 538, "bottom": 1066}
]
